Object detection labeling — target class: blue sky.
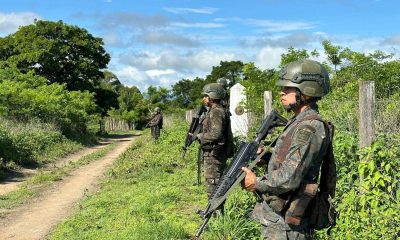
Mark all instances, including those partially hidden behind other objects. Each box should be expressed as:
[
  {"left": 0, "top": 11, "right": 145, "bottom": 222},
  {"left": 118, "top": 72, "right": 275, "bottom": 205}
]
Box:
[{"left": 1, "top": 0, "right": 399, "bottom": 91}]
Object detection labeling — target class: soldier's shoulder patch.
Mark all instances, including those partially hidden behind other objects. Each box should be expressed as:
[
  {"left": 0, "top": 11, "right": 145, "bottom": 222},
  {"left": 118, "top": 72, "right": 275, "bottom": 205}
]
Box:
[{"left": 293, "top": 125, "right": 316, "bottom": 144}]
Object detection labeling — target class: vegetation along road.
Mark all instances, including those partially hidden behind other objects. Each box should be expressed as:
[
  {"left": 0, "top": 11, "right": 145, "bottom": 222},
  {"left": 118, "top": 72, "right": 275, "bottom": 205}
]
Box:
[{"left": 0, "top": 135, "right": 136, "bottom": 240}]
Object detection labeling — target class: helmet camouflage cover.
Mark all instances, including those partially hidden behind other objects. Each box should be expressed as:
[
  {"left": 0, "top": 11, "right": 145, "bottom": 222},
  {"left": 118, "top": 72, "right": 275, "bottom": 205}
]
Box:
[
  {"left": 216, "top": 78, "right": 228, "bottom": 89},
  {"left": 154, "top": 107, "right": 160, "bottom": 112},
  {"left": 277, "top": 59, "right": 330, "bottom": 97},
  {"left": 202, "top": 83, "right": 226, "bottom": 100}
]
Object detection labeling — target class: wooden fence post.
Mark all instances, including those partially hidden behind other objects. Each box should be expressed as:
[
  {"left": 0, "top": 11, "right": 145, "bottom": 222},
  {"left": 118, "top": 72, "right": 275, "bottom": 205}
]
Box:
[
  {"left": 264, "top": 91, "right": 273, "bottom": 118},
  {"left": 359, "top": 81, "right": 376, "bottom": 191},
  {"left": 359, "top": 81, "right": 376, "bottom": 149},
  {"left": 186, "top": 110, "right": 194, "bottom": 122}
]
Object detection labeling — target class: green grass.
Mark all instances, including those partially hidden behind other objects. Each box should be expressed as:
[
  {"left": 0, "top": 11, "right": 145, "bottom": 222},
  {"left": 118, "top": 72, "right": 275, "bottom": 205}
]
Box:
[
  {"left": 0, "top": 141, "right": 119, "bottom": 212},
  {"left": 50, "top": 122, "right": 261, "bottom": 240}
]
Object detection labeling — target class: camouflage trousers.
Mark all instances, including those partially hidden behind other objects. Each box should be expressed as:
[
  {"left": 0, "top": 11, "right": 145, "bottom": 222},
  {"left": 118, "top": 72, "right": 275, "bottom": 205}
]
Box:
[
  {"left": 202, "top": 148, "right": 227, "bottom": 197},
  {"left": 253, "top": 201, "right": 312, "bottom": 240},
  {"left": 150, "top": 126, "right": 160, "bottom": 140},
  {"left": 261, "top": 225, "right": 311, "bottom": 240}
]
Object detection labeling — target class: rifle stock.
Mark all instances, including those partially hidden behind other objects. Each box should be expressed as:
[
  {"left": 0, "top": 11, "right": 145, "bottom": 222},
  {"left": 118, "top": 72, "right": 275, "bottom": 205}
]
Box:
[{"left": 194, "top": 110, "right": 287, "bottom": 238}]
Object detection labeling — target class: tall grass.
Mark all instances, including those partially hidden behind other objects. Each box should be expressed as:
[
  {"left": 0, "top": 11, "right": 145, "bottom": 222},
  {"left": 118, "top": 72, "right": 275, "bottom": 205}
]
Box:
[
  {"left": 50, "top": 113, "right": 400, "bottom": 239},
  {"left": 50, "top": 119, "right": 262, "bottom": 240},
  {"left": 0, "top": 118, "right": 83, "bottom": 173}
]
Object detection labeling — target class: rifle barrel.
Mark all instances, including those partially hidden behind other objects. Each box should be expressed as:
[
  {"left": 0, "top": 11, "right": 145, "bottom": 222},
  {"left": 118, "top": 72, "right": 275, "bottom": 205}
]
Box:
[{"left": 195, "top": 216, "right": 211, "bottom": 237}]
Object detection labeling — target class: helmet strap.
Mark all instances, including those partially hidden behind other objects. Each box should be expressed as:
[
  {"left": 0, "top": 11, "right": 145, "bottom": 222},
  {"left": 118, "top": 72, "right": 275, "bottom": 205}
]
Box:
[{"left": 284, "top": 89, "right": 318, "bottom": 112}]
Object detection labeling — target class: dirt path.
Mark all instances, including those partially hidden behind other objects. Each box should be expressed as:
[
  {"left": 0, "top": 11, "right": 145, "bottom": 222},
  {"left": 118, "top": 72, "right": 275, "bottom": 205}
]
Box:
[
  {"left": 0, "top": 135, "right": 136, "bottom": 240},
  {"left": 0, "top": 139, "right": 114, "bottom": 196}
]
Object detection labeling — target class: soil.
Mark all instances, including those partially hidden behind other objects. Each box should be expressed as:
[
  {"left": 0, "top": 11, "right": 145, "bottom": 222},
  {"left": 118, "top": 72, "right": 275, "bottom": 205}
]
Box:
[{"left": 0, "top": 134, "right": 137, "bottom": 240}]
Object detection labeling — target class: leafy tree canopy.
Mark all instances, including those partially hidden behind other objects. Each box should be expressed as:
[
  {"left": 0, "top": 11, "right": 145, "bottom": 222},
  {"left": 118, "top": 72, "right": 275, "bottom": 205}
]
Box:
[
  {"left": 101, "top": 70, "right": 122, "bottom": 92},
  {"left": 145, "top": 86, "right": 171, "bottom": 109},
  {"left": 118, "top": 86, "right": 143, "bottom": 112},
  {"left": 206, "top": 60, "right": 244, "bottom": 87},
  {"left": 279, "top": 46, "right": 310, "bottom": 67},
  {"left": 171, "top": 77, "right": 205, "bottom": 109},
  {"left": 0, "top": 20, "right": 110, "bottom": 92}
]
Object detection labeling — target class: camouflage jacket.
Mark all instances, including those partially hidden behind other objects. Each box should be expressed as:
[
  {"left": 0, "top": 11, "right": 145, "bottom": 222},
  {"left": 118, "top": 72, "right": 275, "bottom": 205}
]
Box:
[
  {"left": 197, "top": 104, "right": 227, "bottom": 146},
  {"left": 255, "top": 106, "right": 329, "bottom": 195},
  {"left": 252, "top": 106, "right": 331, "bottom": 230},
  {"left": 148, "top": 113, "right": 163, "bottom": 128}
]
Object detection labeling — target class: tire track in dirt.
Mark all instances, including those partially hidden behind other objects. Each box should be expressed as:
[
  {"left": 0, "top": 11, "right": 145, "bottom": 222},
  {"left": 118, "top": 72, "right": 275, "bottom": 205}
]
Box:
[
  {"left": 0, "top": 135, "right": 136, "bottom": 240},
  {"left": 0, "top": 140, "right": 114, "bottom": 196}
]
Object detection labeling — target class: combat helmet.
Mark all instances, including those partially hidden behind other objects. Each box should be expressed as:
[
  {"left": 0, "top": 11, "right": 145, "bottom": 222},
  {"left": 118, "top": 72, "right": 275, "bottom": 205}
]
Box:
[
  {"left": 202, "top": 83, "right": 226, "bottom": 100},
  {"left": 154, "top": 107, "right": 160, "bottom": 112},
  {"left": 277, "top": 59, "right": 330, "bottom": 97},
  {"left": 216, "top": 78, "right": 228, "bottom": 89}
]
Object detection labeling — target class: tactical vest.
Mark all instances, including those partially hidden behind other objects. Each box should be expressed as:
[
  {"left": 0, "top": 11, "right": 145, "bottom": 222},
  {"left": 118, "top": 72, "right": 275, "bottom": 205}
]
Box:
[
  {"left": 201, "top": 106, "right": 231, "bottom": 153},
  {"left": 264, "top": 114, "right": 335, "bottom": 227}
]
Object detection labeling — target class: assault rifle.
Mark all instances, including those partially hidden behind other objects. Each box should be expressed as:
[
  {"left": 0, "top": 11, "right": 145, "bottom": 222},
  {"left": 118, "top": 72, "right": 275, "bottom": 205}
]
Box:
[
  {"left": 182, "top": 105, "right": 208, "bottom": 185},
  {"left": 194, "top": 110, "right": 287, "bottom": 238},
  {"left": 182, "top": 105, "right": 208, "bottom": 159}
]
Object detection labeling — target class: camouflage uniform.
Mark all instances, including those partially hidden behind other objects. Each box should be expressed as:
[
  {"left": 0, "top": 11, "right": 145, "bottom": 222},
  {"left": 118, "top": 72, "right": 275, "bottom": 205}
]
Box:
[
  {"left": 148, "top": 112, "right": 163, "bottom": 140},
  {"left": 197, "top": 104, "right": 228, "bottom": 196},
  {"left": 252, "top": 104, "right": 330, "bottom": 240},
  {"left": 217, "top": 78, "right": 230, "bottom": 110}
]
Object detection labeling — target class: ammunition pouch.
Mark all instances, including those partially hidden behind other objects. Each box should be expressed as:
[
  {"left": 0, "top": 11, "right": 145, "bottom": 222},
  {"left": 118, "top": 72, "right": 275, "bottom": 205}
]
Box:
[
  {"left": 285, "top": 183, "right": 318, "bottom": 226},
  {"left": 262, "top": 194, "right": 289, "bottom": 214}
]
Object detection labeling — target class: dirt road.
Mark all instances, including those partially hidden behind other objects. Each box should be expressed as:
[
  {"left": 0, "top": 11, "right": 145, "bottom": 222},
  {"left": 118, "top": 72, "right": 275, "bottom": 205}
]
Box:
[{"left": 0, "top": 135, "right": 136, "bottom": 240}]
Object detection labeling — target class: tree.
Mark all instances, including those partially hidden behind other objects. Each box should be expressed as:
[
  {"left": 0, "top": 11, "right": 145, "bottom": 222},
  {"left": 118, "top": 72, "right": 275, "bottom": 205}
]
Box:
[
  {"left": 322, "top": 40, "right": 348, "bottom": 72},
  {"left": 240, "top": 63, "right": 280, "bottom": 119},
  {"left": 0, "top": 20, "right": 110, "bottom": 92},
  {"left": 280, "top": 46, "right": 309, "bottom": 67},
  {"left": 101, "top": 70, "right": 122, "bottom": 92},
  {"left": 171, "top": 77, "right": 205, "bottom": 109},
  {"left": 0, "top": 78, "right": 96, "bottom": 134},
  {"left": 206, "top": 61, "right": 244, "bottom": 87},
  {"left": 118, "top": 86, "right": 143, "bottom": 112},
  {"left": 145, "top": 86, "right": 171, "bottom": 108}
]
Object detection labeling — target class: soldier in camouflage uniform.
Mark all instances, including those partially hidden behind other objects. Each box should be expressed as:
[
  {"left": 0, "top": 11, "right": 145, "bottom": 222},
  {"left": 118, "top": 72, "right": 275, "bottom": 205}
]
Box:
[
  {"left": 148, "top": 107, "right": 163, "bottom": 141},
  {"left": 193, "top": 83, "right": 231, "bottom": 198},
  {"left": 216, "top": 78, "right": 230, "bottom": 110},
  {"left": 242, "top": 59, "right": 332, "bottom": 240}
]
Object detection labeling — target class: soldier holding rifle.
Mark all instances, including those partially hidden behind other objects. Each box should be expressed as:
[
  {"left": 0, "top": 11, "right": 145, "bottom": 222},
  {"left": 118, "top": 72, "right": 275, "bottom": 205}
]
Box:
[
  {"left": 190, "top": 83, "right": 232, "bottom": 202},
  {"left": 242, "top": 59, "right": 334, "bottom": 240}
]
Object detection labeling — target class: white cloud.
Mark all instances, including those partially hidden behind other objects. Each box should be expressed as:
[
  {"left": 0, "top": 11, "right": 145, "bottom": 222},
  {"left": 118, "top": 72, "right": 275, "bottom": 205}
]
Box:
[
  {"left": 171, "top": 22, "right": 225, "bottom": 28},
  {"left": 113, "top": 66, "right": 148, "bottom": 86},
  {"left": 244, "top": 19, "right": 316, "bottom": 32},
  {"left": 137, "top": 31, "right": 200, "bottom": 47},
  {"left": 382, "top": 35, "right": 400, "bottom": 45},
  {"left": 102, "top": 31, "right": 125, "bottom": 47},
  {"left": 96, "top": 12, "right": 169, "bottom": 30},
  {"left": 240, "top": 32, "right": 314, "bottom": 48},
  {"left": 0, "top": 12, "right": 40, "bottom": 36},
  {"left": 146, "top": 69, "right": 176, "bottom": 78},
  {"left": 163, "top": 7, "right": 218, "bottom": 14},
  {"left": 113, "top": 49, "right": 242, "bottom": 91},
  {"left": 118, "top": 49, "right": 237, "bottom": 73},
  {"left": 255, "top": 47, "right": 286, "bottom": 69}
]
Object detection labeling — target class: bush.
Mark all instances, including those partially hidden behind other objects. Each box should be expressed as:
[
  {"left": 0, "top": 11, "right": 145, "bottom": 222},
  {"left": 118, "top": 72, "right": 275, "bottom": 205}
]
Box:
[
  {"left": 0, "top": 118, "right": 81, "bottom": 167},
  {"left": 0, "top": 79, "right": 96, "bottom": 135}
]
